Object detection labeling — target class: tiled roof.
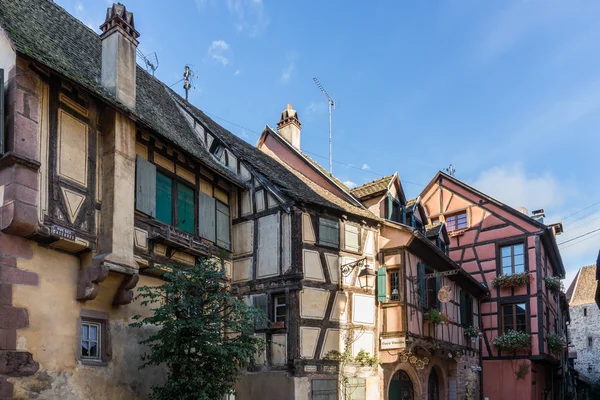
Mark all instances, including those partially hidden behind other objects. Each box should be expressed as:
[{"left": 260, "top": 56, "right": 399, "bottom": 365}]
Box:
[
  {"left": 406, "top": 198, "right": 417, "bottom": 209},
  {"left": 350, "top": 175, "right": 395, "bottom": 199},
  {"left": 0, "top": 0, "right": 244, "bottom": 186},
  {"left": 426, "top": 223, "right": 443, "bottom": 238},
  {"left": 567, "top": 265, "right": 598, "bottom": 306}
]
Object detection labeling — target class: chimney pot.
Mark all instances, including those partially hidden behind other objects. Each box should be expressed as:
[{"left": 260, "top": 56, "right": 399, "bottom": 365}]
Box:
[{"left": 277, "top": 104, "right": 301, "bottom": 150}]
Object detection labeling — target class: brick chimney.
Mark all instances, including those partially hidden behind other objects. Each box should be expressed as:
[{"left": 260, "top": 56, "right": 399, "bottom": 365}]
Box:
[
  {"left": 277, "top": 104, "right": 301, "bottom": 150},
  {"left": 99, "top": 3, "right": 139, "bottom": 109}
]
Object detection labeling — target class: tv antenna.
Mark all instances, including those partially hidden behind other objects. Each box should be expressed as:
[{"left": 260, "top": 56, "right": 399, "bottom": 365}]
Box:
[
  {"left": 313, "top": 77, "right": 335, "bottom": 174},
  {"left": 183, "top": 65, "right": 195, "bottom": 101},
  {"left": 444, "top": 164, "right": 456, "bottom": 177},
  {"left": 136, "top": 49, "right": 159, "bottom": 76}
]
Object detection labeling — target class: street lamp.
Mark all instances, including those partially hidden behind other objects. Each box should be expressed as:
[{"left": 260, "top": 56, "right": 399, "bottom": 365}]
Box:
[{"left": 358, "top": 265, "right": 376, "bottom": 291}]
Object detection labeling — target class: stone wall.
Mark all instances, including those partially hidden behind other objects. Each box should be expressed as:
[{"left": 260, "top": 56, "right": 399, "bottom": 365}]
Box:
[{"left": 569, "top": 303, "right": 600, "bottom": 382}]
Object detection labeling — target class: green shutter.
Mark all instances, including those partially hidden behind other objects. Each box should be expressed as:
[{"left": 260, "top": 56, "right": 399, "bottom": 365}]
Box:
[
  {"left": 377, "top": 267, "right": 387, "bottom": 302},
  {"left": 156, "top": 172, "right": 172, "bottom": 225},
  {"left": 198, "top": 191, "right": 216, "bottom": 243},
  {"left": 387, "top": 194, "right": 394, "bottom": 220},
  {"left": 135, "top": 156, "right": 156, "bottom": 217},
  {"left": 177, "top": 183, "right": 195, "bottom": 234},
  {"left": 417, "top": 263, "right": 426, "bottom": 309},
  {"left": 319, "top": 218, "right": 339, "bottom": 248},
  {"left": 460, "top": 290, "right": 467, "bottom": 326},
  {"left": 216, "top": 201, "right": 231, "bottom": 250}
]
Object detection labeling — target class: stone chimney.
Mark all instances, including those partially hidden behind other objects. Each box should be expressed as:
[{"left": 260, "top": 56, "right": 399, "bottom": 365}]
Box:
[
  {"left": 277, "top": 104, "right": 301, "bottom": 150},
  {"left": 99, "top": 3, "right": 139, "bottom": 109}
]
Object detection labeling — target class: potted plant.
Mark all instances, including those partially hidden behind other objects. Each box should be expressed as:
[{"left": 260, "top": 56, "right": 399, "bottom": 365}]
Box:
[
  {"left": 464, "top": 326, "right": 483, "bottom": 342},
  {"left": 547, "top": 332, "right": 567, "bottom": 354},
  {"left": 492, "top": 330, "right": 532, "bottom": 355},
  {"left": 427, "top": 308, "right": 451, "bottom": 326},
  {"left": 492, "top": 272, "right": 531, "bottom": 289},
  {"left": 544, "top": 276, "right": 563, "bottom": 296}
]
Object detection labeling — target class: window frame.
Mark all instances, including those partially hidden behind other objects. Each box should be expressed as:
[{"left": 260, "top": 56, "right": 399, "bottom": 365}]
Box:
[
  {"left": 445, "top": 210, "right": 468, "bottom": 232},
  {"left": 498, "top": 241, "right": 527, "bottom": 275},
  {"left": 501, "top": 302, "right": 527, "bottom": 333},
  {"left": 80, "top": 321, "right": 101, "bottom": 361},
  {"left": 273, "top": 293, "right": 287, "bottom": 324},
  {"left": 389, "top": 269, "right": 401, "bottom": 302},
  {"left": 77, "top": 309, "right": 110, "bottom": 366},
  {"left": 155, "top": 169, "right": 197, "bottom": 235}
]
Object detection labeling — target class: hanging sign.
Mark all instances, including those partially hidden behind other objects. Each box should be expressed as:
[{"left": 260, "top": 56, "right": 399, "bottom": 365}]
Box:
[{"left": 437, "top": 285, "right": 452, "bottom": 303}]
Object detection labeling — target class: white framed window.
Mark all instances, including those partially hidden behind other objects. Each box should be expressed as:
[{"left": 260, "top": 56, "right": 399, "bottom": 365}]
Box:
[
  {"left": 274, "top": 294, "right": 286, "bottom": 323},
  {"left": 81, "top": 321, "right": 101, "bottom": 360}
]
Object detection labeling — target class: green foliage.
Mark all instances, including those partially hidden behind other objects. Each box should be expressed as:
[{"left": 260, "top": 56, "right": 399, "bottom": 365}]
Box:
[
  {"left": 544, "top": 276, "right": 564, "bottom": 296},
  {"left": 428, "top": 308, "right": 451, "bottom": 326},
  {"left": 546, "top": 332, "right": 567, "bottom": 354},
  {"left": 464, "top": 325, "right": 482, "bottom": 339},
  {"left": 354, "top": 349, "right": 378, "bottom": 367},
  {"left": 492, "top": 272, "right": 531, "bottom": 289},
  {"left": 130, "top": 259, "right": 265, "bottom": 400},
  {"left": 492, "top": 330, "right": 532, "bottom": 355}
]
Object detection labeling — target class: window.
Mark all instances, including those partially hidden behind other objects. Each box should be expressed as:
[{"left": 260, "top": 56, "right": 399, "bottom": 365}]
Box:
[
  {"left": 156, "top": 172, "right": 195, "bottom": 234},
  {"left": 386, "top": 194, "right": 402, "bottom": 223},
  {"left": 77, "top": 310, "right": 109, "bottom": 365},
  {"left": 502, "top": 303, "right": 526, "bottom": 333},
  {"left": 344, "top": 224, "right": 360, "bottom": 252},
  {"left": 312, "top": 379, "right": 337, "bottom": 400},
  {"left": 460, "top": 290, "right": 474, "bottom": 326},
  {"left": 588, "top": 337, "right": 593, "bottom": 347},
  {"left": 250, "top": 294, "right": 268, "bottom": 330},
  {"left": 345, "top": 378, "right": 366, "bottom": 400},
  {"left": 417, "top": 263, "right": 427, "bottom": 309},
  {"left": 274, "top": 294, "right": 286, "bottom": 324},
  {"left": 445, "top": 211, "right": 467, "bottom": 231},
  {"left": 81, "top": 322, "right": 101, "bottom": 360},
  {"left": 319, "top": 218, "right": 340, "bottom": 248},
  {"left": 390, "top": 271, "right": 400, "bottom": 301},
  {"left": 500, "top": 243, "right": 525, "bottom": 274},
  {"left": 426, "top": 276, "right": 439, "bottom": 310},
  {"left": 584, "top": 307, "right": 588, "bottom": 317}
]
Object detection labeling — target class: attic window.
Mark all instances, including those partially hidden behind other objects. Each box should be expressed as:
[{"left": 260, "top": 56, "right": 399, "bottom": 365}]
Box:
[{"left": 446, "top": 211, "right": 467, "bottom": 232}]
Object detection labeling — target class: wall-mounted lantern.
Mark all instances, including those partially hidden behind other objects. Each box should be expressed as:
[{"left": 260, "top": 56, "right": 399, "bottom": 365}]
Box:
[{"left": 340, "top": 258, "right": 375, "bottom": 291}]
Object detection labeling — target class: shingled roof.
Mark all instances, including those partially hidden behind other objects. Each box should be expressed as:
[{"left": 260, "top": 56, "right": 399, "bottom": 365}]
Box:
[
  {"left": 0, "top": 0, "right": 245, "bottom": 186},
  {"left": 566, "top": 265, "right": 598, "bottom": 306},
  {"left": 350, "top": 175, "right": 395, "bottom": 199}
]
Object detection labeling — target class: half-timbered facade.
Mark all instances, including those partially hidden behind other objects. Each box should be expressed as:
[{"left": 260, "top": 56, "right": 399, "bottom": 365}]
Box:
[
  {"left": 353, "top": 177, "right": 486, "bottom": 400},
  {"left": 421, "top": 172, "right": 569, "bottom": 400}
]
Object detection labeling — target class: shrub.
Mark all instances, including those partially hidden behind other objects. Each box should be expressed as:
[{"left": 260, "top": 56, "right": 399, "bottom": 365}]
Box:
[
  {"left": 547, "top": 332, "right": 567, "bottom": 354},
  {"left": 544, "top": 276, "right": 564, "bottom": 296},
  {"left": 493, "top": 330, "right": 532, "bottom": 354},
  {"left": 428, "top": 308, "right": 451, "bottom": 326},
  {"left": 492, "top": 272, "right": 531, "bottom": 289}
]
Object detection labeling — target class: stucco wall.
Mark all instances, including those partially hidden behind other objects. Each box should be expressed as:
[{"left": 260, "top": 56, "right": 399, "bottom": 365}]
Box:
[
  {"left": 569, "top": 303, "right": 600, "bottom": 382},
  {"left": 9, "top": 242, "right": 165, "bottom": 399}
]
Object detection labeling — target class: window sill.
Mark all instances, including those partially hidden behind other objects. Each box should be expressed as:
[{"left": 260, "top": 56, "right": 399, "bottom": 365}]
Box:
[
  {"left": 448, "top": 229, "right": 468, "bottom": 237},
  {"left": 79, "top": 359, "right": 108, "bottom": 367},
  {"left": 316, "top": 242, "right": 340, "bottom": 250}
]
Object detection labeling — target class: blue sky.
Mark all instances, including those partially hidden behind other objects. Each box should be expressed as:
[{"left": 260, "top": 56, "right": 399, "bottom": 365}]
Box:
[{"left": 60, "top": 0, "right": 600, "bottom": 286}]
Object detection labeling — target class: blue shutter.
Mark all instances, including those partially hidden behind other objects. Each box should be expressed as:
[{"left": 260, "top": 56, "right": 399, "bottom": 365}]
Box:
[
  {"left": 216, "top": 201, "right": 231, "bottom": 250},
  {"left": 377, "top": 267, "right": 387, "bottom": 302},
  {"left": 417, "top": 263, "right": 426, "bottom": 309},
  {"left": 198, "top": 191, "right": 216, "bottom": 242},
  {"left": 135, "top": 156, "right": 156, "bottom": 217}
]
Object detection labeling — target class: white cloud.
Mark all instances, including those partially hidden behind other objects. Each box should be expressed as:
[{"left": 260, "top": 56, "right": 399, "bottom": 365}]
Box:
[
  {"left": 343, "top": 180, "right": 357, "bottom": 189},
  {"left": 208, "top": 40, "right": 230, "bottom": 66},
  {"left": 227, "top": 0, "right": 269, "bottom": 37},
  {"left": 75, "top": 1, "right": 84, "bottom": 13},
  {"left": 362, "top": 164, "right": 370, "bottom": 171},
  {"left": 470, "top": 164, "right": 570, "bottom": 211},
  {"left": 280, "top": 52, "right": 298, "bottom": 84},
  {"left": 234, "top": 69, "right": 241, "bottom": 76}
]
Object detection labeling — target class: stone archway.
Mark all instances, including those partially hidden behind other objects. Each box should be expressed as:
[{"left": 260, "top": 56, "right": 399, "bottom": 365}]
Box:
[
  {"left": 387, "top": 365, "right": 422, "bottom": 400},
  {"left": 424, "top": 363, "right": 447, "bottom": 400}
]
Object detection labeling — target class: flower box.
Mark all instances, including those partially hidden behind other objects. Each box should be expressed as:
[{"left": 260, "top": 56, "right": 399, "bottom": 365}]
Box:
[
  {"left": 547, "top": 332, "right": 567, "bottom": 354},
  {"left": 492, "top": 272, "right": 531, "bottom": 290},
  {"left": 544, "top": 276, "right": 564, "bottom": 296},
  {"left": 493, "top": 330, "right": 532, "bottom": 355},
  {"left": 427, "top": 308, "right": 451, "bottom": 326}
]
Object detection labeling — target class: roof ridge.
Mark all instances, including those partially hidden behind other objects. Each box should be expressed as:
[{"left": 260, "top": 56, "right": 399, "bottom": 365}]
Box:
[{"left": 350, "top": 174, "right": 395, "bottom": 191}]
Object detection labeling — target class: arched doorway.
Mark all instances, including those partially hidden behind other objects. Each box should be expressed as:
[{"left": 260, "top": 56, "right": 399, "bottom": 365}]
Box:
[
  {"left": 428, "top": 368, "right": 440, "bottom": 400},
  {"left": 389, "top": 370, "right": 414, "bottom": 400}
]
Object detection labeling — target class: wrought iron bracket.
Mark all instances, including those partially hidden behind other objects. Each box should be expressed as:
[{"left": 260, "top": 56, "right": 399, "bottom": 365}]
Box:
[
  {"left": 340, "top": 257, "right": 367, "bottom": 278},
  {"left": 409, "top": 269, "right": 461, "bottom": 282}
]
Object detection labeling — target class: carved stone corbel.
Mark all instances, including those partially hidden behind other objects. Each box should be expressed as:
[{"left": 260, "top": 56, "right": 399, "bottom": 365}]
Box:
[
  {"left": 76, "top": 258, "right": 109, "bottom": 301},
  {"left": 113, "top": 273, "right": 140, "bottom": 306}
]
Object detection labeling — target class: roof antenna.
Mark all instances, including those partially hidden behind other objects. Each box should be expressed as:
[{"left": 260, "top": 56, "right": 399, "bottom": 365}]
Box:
[
  {"left": 183, "top": 65, "right": 195, "bottom": 102},
  {"left": 136, "top": 49, "right": 159, "bottom": 76},
  {"left": 313, "top": 77, "right": 335, "bottom": 174},
  {"left": 444, "top": 164, "right": 456, "bottom": 177}
]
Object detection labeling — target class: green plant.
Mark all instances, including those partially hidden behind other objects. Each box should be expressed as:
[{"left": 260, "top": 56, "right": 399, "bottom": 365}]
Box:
[
  {"left": 354, "top": 349, "right": 378, "bottom": 367},
  {"left": 428, "top": 308, "right": 451, "bottom": 326},
  {"left": 544, "top": 276, "right": 564, "bottom": 296},
  {"left": 493, "top": 330, "right": 532, "bottom": 354},
  {"left": 131, "top": 259, "right": 265, "bottom": 400},
  {"left": 547, "top": 332, "right": 567, "bottom": 354},
  {"left": 492, "top": 272, "right": 531, "bottom": 289},
  {"left": 464, "top": 325, "right": 482, "bottom": 339}
]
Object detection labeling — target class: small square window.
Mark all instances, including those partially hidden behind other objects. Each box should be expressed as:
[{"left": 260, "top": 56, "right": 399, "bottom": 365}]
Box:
[
  {"left": 78, "top": 310, "right": 110, "bottom": 365},
  {"left": 273, "top": 294, "right": 286, "bottom": 324},
  {"left": 445, "top": 211, "right": 467, "bottom": 231},
  {"left": 500, "top": 243, "right": 525, "bottom": 275},
  {"left": 389, "top": 271, "right": 400, "bottom": 301},
  {"left": 81, "top": 322, "right": 101, "bottom": 360}
]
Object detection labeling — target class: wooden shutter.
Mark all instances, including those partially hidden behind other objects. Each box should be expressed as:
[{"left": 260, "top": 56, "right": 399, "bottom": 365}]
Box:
[
  {"left": 252, "top": 294, "right": 268, "bottom": 330},
  {"left": 377, "top": 267, "right": 387, "bottom": 302},
  {"left": 387, "top": 194, "right": 394, "bottom": 220},
  {"left": 177, "top": 183, "right": 195, "bottom": 234},
  {"left": 417, "top": 263, "right": 426, "bottom": 309},
  {"left": 216, "top": 201, "right": 231, "bottom": 250},
  {"left": 435, "top": 276, "right": 441, "bottom": 309},
  {"left": 460, "top": 290, "right": 467, "bottom": 325},
  {"left": 156, "top": 172, "right": 172, "bottom": 225},
  {"left": 198, "top": 191, "right": 216, "bottom": 243},
  {"left": 344, "top": 224, "right": 360, "bottom": 252},
  {"left": 319, "top": 218, "right": 339, "bottom": 248},
  {"left": 135, "top": 156, "right": 156, "bottom": 217}
]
